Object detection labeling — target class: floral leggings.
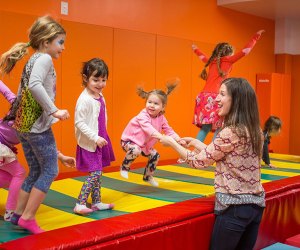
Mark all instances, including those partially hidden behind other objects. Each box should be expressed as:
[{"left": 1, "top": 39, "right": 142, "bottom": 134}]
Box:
[
  {"left": 121, "top": 141, "right": 160, "bottom": 181},
  {"left": 77, "top": 170, "right": 102, "bottom": 205}
]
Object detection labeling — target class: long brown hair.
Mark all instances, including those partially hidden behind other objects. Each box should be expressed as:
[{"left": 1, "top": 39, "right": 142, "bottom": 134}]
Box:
[
  {"left": 221, "top": 77, "right": 262, "bottom": 157},
  {"left": 200, "top": 43, "right": 233, "bottom": 80}
]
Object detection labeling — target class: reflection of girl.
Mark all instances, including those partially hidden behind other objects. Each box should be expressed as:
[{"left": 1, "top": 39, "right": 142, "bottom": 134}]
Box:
[
  {"left": 160, "top": 78, "right": 265, "bottom": 250},
  {"left": 192, "top": 30, "right": 265, "bottom": 142}
]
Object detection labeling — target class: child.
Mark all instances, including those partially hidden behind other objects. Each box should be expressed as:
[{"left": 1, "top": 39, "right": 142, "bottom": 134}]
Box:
[
  {"left": 262, "top": 116, "right": 282, "bottom": 168},
  {"left": 159, "top": 78, "right": 265, "bottom": 250},
  {"left": 74, "top": 58, "right": 115, "bottom": 215},
  {"left": 0, "top": 16, "right": 70, "bottom": 234},
  {"left": 120, "top": 80, "right": 186, "bottom": 187},
  {"left": 0, "top": 80, "right": 75, "bottom": 222},
  {"left": 192, "top": 30, "right": 265, "bottom": 142}
]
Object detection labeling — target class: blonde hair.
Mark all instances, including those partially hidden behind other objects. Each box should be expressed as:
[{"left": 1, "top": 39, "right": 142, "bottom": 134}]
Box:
[
  {"left": 0, "top": 15, "right": 66, "bottom": 74},
  {"left": 137, "top": 78, "right": 179, "bottom": 114}
]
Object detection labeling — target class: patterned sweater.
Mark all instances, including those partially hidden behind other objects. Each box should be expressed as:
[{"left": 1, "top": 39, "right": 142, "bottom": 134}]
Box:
[{"left": 186, "top": 126, "right": 264, "bottom": 196}]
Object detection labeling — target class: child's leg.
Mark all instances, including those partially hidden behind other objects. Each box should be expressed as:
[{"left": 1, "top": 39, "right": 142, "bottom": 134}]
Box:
[
  {"left": 121, "top": 141, "right": 142, "bottom": 171},
  {"left": 74, "top": 172, "right": 97, "bottom": 214},
  {"left": 0, "top": 169, "right": 12, "bottom": 188},
  {"left": 14, "top": 129, "right": 58, "bottom": 234},
  {"left": 143, "top": 149, "right": 160, "bottom": 186},
  {"left": 91, "top": 171, "right": 114, "bottom": 211},
  {"left": 0, "top": 160, "right": 26, "bottom": 211},
  {"left": 196, "top": 124, "right": 212, "bottom": 142}
]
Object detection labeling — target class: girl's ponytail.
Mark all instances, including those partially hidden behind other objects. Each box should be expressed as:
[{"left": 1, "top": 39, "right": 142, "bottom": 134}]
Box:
[{"left": 0, "top": 42, "right": 30, "bottom": 74}]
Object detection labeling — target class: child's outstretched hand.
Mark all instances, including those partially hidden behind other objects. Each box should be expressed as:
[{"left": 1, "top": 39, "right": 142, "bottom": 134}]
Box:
[
  {"left": 58, "top": 153, "right": 76, "bottom": 168},
  {"left": 192, "top": 44, "right": 198, "bottom": 51},
  {"left": 96, "top": 137, "right": 108, "bottom": 148},
  {"left": 257, "top": 29, "right": 265, "bottom": 36},
  {"left": 177, "top": 138, "right": 187, "bottom": 147}
]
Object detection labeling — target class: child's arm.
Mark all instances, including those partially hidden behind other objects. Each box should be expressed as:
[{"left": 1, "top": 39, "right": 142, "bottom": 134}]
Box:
[
  {"left": 0, "top": 80, "right": 16, "bottom": 104},
  {"left": 262, "top": 136, "right": 275, "bottom": 167},
  {"left": 228, "top": 29, "right": 265, "bottom": 63},
  {"left": 192, "top": 44, "right": 209, "bottom": 63},
  {"left": 57, "top": 151, "right": 76, "bottom": 168}
]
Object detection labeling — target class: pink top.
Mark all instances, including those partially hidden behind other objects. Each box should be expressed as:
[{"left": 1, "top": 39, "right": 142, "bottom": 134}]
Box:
[
  {"left": 121, "top": 108, "right": 179, "bottom": 154},
  {"left": 185, "top": 126, "right": 264, "bottom": 195},
  {"left": 193, "top": 32, "right": 262, "bottom": 93}
]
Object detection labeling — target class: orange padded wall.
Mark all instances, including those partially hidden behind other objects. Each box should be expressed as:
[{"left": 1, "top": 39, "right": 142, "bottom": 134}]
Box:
[
  {"left": 0, "top": 1, "right": 276, "bottom": 174},
  {"left": 256, "top": 73, "right": 291, "bottom": 154}
]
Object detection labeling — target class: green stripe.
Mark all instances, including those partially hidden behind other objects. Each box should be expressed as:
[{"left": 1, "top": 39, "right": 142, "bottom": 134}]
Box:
[
  {"left": 132, "top": 168, "right": 214, "bottom": 185},
  {"left": 0, "top": 219, "right": 30, "bottom": 243},
  {"left": 261, "top": 165, "right": 300, "bottom": 174},
  {"left": 75, "top": 176, "right": 202, "bottom": 202},
  {"left": 44, "top": 189, "right": 127, "bottom": 220}
]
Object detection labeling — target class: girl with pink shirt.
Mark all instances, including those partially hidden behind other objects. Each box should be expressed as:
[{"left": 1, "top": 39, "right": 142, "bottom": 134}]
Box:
[{"left": 120, "top": 80, "right": 186, "bottom": 187}]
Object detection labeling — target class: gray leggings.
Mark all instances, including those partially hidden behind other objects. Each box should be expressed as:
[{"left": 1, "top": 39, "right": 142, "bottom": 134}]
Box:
[{"left": 18, "top": 128, "right": 58, "bottom": 193}]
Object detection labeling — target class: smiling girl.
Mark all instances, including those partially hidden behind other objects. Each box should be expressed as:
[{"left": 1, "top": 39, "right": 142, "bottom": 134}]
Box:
[
  {"left": 74, "top": 58, "right": 115, "bottom": 215},
  {"left": 0, "top": 15, "right": 70, "bottom": 234},
  {"left": 120, "top": 80, "right": 186, "bottom": 187}
]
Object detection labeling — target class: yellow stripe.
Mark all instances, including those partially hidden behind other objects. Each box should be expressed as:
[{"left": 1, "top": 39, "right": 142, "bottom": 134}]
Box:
[
  {"left": 0, "top": 188, "right": 93, "bottom": 231},
  {"left": 51, "top": 178, "right": 172, "bottom": 213},
  {"left": 158, "top": 165, "right": 215, "bottom": 179},
  {"left": 270, "top": 153, "right": 300, "bottom": 162},
  {"left": 105, "top": 172, "right": 215, "bottom": 196}
]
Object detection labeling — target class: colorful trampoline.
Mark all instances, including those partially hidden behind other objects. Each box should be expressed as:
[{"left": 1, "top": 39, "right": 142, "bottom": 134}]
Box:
[{"left": 1, "top": 153, "right": 300, "bottom": 244}]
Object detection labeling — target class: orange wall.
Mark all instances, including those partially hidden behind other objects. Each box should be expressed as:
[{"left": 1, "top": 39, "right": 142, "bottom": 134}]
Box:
[
  {"left": 290, "top": 55, "right": 300, "bottom": 155},
  {"left": 0, "top": 1, "right": 276, "bottom": 173}
]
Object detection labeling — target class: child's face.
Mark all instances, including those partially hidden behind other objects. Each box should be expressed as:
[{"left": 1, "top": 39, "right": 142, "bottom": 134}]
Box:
[
  {"left": 44, "top": 34, "right": 66, "bottom": 59},
  {"left": 216, "top": 84, "right": 232, "bottom": 117},
  {"left": 270, "top": 128, "right": 281, "bottom": 137},
  {"left": 85, "top": 70, "right": 107, "bottom": 96},
  {"left": 146, "top": 94, "right": 164, "bottom": 117}
]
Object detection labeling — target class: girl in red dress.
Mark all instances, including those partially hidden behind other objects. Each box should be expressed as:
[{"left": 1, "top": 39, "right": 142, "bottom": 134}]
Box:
[{"left": 192, "top": 30, "right": 265, "bottom": 142}]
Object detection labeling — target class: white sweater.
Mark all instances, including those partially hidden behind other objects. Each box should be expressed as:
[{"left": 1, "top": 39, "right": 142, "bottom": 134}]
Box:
[{"left": 74, "top": 88, "right": 107, "bottom": 152}]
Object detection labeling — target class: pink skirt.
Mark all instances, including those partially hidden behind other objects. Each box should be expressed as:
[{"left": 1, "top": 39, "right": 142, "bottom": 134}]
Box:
[{"left": 193, "top": 92, "right": 223, "bottom": 131}]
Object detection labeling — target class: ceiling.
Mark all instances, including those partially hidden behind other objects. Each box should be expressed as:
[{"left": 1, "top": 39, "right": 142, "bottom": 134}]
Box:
[{"left": 217, "top": 0, "right": 300, "bottom": 20}]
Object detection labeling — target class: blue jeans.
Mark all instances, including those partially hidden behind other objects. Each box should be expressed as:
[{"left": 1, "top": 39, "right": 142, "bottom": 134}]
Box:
[
  {"left": 18, "top": 128, "right": 58, "bottom": 193},
  {"left": 210, "top": 204, "right": 264, "bottom": 250}
]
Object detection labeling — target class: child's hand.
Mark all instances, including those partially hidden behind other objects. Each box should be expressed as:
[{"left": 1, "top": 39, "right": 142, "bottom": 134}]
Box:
[
  {"left": 58, "top": 153, "right": 76, "bottom": 168},
  {"left": 52, "top": 109, "right": 70, "bottom": 120},
  {"left": 268, "top": 163, "right": 276, "bottom": 168},
  {"left": 96, "top": 137, "right": 108, "bottom": 148},
  {"left": 257, "top": 29, "right": 265, "bottom": 35},
  {"left": 192, "top": 44, "right": 198, "bottom": 50},
  {"left": 181, "top": 137, "right": 196, "bottom": 144},
  {"left": 177, "top": 139, "right": 187, "bottom": 147}
]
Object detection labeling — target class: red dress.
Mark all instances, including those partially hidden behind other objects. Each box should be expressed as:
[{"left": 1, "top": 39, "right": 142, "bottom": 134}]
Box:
[{"left": 193, "top": 32, "right": 262, "bottom": 131}]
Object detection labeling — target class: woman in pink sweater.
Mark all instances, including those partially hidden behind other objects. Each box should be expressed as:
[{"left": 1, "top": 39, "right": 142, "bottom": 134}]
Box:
[{"left": 120, "top": 80, "right": 185, "bottom": 187}]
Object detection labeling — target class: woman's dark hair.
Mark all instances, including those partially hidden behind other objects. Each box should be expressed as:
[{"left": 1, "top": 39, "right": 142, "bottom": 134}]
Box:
[{"left": 221, "top": 77, "right": 262, "bottom": 157}]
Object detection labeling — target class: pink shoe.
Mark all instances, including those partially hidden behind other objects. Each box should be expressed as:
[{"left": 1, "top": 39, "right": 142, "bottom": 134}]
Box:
[
  {"left": 18, "top": 217, "right": 45, "bottom": 234},
  {"left": 73, "top": 203, "right": 93, "bottom": 215}
]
